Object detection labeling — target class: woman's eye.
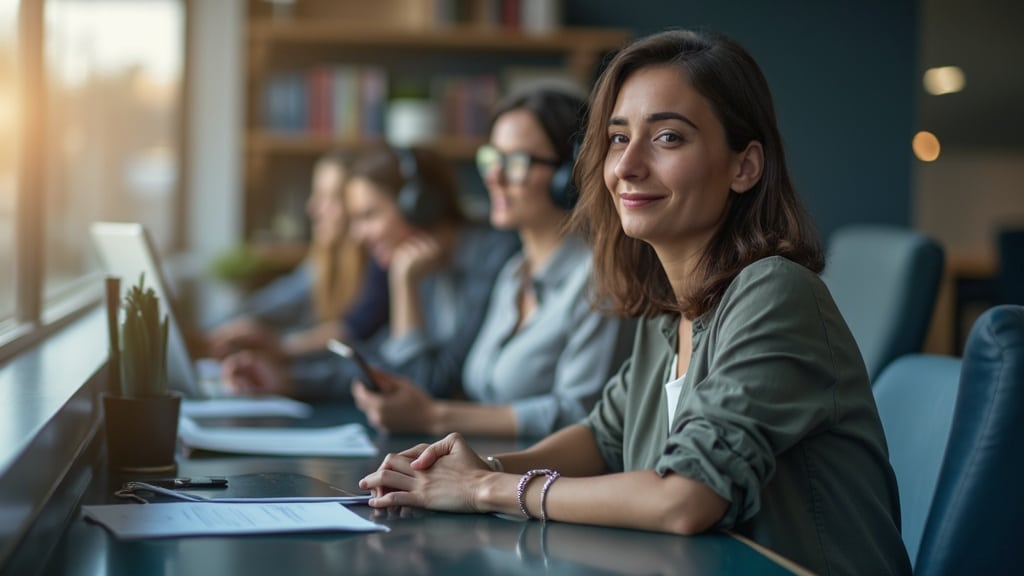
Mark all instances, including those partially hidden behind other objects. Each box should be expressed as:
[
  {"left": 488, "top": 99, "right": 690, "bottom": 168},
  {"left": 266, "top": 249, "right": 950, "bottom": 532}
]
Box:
[
  {"left": 609, "top": 133, "right": 629, "bottom": 145},
  {"left": 656, "top": 132, "right": 682, "bottom": 144}
]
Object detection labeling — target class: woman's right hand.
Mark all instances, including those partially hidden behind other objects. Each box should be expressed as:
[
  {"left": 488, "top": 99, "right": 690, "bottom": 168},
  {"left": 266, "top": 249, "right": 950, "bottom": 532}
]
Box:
[
  {"left": 207, "top": 318, "right": 283, "bottom": 360},
  {"left": 359, "top": 433, "right": 493, "bottom": 513},
  {"left": 221, "top": 350, "right": 294, "bottom": 396}
]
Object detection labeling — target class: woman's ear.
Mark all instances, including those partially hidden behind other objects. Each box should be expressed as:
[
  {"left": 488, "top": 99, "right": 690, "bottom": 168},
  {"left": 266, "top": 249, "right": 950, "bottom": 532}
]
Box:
[{"left": 730, "top": 141, "right": 764, "bottom": 194}]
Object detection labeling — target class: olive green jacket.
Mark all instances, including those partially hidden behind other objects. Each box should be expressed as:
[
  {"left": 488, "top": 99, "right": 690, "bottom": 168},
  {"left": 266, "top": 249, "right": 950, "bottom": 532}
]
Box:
[{"left": 584, "top": 256, "right": 911, "bottom": 576}]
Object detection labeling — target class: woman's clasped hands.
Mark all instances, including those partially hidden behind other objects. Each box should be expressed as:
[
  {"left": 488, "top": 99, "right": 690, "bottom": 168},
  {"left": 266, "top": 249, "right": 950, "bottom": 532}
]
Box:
[{"left": 358, "top": 433, "right": 492, "bottom": 514}]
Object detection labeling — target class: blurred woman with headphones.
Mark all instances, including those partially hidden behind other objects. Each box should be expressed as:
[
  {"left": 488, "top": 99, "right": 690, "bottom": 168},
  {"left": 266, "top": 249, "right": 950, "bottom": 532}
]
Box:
[
  {"left": 225, "top": 144, "right": 521, "bottom": 398},
  {"left": 352, "top": 89, "right": 635, "bottom": 437}
]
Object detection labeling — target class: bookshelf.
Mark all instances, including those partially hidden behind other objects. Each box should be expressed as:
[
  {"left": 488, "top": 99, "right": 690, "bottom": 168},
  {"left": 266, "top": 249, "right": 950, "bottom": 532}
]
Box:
[{"left": 243, "top": 0, "right": 630, "bottom": 243}]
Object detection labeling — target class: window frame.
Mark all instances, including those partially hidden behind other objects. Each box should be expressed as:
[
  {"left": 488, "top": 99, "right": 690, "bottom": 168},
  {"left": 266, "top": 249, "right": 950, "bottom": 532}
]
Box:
[{"left": 0, "top": 0, "right": 189, "bottom": 365}]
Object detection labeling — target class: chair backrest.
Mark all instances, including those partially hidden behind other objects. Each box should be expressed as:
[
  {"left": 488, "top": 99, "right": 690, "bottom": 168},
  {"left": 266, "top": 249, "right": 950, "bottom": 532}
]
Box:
[
  {"left": 873, "top": 354, "right": 962, "bottom": 569},
  {"left": 822, "top": 225, "right": 944, "bottom": 382},
  {"left": 914, "top": 304, "right": 1024, "bottom": 575}
]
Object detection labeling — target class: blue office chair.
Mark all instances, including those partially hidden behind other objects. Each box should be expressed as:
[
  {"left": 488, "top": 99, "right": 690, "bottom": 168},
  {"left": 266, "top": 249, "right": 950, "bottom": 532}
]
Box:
[
  {"left": 873, "top": 354, "right": 961, "bottom": 569},
  {"left": 822, "top": 225, "right": 944, "bottom": 382},
  {"left": 874, "top": 305, "right": 1024, "bottom": 574},
  {"left": 915, "top": 305, "right": 1024, "bottom": 575}
]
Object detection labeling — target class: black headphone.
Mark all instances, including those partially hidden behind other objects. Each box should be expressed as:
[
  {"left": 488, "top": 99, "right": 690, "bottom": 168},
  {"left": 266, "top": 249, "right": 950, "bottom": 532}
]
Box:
[
  {"left": 548, "top": 135, "right": 581, "bottom": 210},
  {"left": 395, "top": 147, "right": 441, "bottom": 228}
]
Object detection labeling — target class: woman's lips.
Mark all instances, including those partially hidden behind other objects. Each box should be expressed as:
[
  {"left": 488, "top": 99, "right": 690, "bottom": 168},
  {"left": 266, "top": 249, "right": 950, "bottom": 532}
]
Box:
[{"left": 619, "top": 193, "right": 663, "bottom": 208}]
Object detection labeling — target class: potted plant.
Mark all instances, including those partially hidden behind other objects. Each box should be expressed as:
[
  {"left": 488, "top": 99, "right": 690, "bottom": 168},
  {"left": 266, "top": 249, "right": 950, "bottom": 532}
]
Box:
[{"left": 103, "top": 273, "right": 181, "bottom": 474}]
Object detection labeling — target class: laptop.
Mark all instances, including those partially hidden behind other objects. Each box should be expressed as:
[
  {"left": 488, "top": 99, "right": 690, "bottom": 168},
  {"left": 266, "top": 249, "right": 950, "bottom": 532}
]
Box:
[{"left": 90, "top": 221, "right": 223, "bottom": 398}]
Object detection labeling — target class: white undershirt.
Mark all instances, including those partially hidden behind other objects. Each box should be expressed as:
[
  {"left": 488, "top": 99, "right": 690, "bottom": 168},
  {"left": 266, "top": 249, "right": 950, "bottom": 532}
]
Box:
[{"left": 665, "top": 354, "right": 687, "bottom": 426}]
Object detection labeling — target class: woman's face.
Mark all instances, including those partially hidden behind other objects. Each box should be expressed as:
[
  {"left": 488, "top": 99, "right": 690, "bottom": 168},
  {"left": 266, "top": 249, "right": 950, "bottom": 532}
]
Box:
[
  {"left": 344, "top": 176, "right": 416, "bottom": 267},
  {"left": 603, "top": 64, "right": 742, "bottom": 253},
  {"left": 306, "top": 161, "right": 346, "bottom": 246},
  {"left": 482, "top": 109, "right": 565, "bottom": 232}
]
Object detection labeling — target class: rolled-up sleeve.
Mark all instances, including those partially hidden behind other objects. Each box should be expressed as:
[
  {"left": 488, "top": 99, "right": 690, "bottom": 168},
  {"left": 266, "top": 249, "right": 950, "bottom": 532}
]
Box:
[
  {"left": 654, "top": 261, "right": 839, "bottom": 528},
  {"left": 583, "top": 355, "right": 634, "bottom": 473}
]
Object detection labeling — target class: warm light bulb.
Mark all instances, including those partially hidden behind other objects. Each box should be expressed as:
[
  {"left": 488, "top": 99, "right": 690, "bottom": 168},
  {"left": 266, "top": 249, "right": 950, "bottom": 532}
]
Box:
[
  {"left": 923, "top": 66, "right": 966, "bottom": 96},
  {"left": 913, "top": 131, "right": 941, "bottom": 162}
]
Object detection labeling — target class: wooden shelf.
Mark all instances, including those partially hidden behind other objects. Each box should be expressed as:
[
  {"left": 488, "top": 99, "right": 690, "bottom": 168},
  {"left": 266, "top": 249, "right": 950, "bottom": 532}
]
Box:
[
  {"left": 242, "top": 5, "right": 631, "bottom": 240},
  {"left": 249, "top": 21, "right": 630, "bottom": 54},
  {"left": 247, "top": 132, "right": 485, "bottom": 160}
]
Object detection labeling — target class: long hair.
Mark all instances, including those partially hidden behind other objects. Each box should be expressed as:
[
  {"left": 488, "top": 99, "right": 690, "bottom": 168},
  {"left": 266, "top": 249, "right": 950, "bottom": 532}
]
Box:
[
  {"left": 309, "top": 152, "right": 365, "bottom": 322},
  {"left": 569, "top": 29, "right": 823, "bottom": 319}
]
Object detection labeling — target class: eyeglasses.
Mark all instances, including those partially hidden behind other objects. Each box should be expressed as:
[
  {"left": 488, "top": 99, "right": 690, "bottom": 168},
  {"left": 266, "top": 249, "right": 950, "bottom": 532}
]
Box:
[{"left": 476, "top": 145, "right": 561, "bottom": 186}]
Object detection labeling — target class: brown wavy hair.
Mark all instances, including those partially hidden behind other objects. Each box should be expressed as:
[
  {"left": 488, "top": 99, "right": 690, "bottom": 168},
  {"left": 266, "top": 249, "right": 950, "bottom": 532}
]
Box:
[{"left": 569, "top": 29, "right": 823, "bottom": 319}]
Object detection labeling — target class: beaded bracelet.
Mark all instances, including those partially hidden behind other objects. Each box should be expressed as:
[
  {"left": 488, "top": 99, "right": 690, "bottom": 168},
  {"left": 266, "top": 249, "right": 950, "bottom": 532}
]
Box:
[
  {"left": 539, "top": 470, "right": 561, "bottom": 521},
  {"left": 516, "top": 469, "right": 556, "bottom": 519}
]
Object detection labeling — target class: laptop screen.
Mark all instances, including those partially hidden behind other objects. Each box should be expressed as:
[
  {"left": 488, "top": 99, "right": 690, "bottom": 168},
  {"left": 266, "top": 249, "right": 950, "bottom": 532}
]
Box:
[{"left": 90, "top": 221, "right": 204, "bottom": 398}]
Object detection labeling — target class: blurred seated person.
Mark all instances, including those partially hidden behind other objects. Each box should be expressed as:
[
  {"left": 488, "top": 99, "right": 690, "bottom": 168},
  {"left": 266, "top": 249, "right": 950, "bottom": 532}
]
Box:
[
  {"left": 206, "top": 152, "right": 389, "bottom": 361},
  {"left": 352, "top": 88, "right": 636, "bottom": 438},
  {"left": 223, "top": 144, "right": 521, "bottom": 399}
]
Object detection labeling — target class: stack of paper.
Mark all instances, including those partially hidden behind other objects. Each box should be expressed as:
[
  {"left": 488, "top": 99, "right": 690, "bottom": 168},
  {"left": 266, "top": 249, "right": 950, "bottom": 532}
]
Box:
[
  {"left": 180, "top": 397, "right": 314, "bottom": 419},
  {"left": 178, "top": 417, "right": 378, "bottom": 457},
  {"left": 83, "top": 501, "right": 388, "bottom": 539}
]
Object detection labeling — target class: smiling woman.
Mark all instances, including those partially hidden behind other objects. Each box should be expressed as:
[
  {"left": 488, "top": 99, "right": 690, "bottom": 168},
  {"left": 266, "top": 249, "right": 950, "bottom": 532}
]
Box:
[{"left": 359, "top": 29, "right": 911, "bottom": 576}]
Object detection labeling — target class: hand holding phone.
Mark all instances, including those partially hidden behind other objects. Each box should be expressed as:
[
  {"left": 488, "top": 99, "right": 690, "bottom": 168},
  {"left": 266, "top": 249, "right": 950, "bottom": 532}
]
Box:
[{"left": 327, "top": 339, "right": 382, "bottom": 393}]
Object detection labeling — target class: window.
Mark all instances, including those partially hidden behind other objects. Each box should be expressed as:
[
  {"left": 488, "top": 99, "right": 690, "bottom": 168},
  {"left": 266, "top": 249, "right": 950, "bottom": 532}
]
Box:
[
  {"left": 0, "top": 1, "right": 18, "bottom": 324},
  {"left": 43, "top": 0, "right": 184, "bottom": 303},
  {"left": 0, "top": 0, "right": 185, "bottom": 353}
]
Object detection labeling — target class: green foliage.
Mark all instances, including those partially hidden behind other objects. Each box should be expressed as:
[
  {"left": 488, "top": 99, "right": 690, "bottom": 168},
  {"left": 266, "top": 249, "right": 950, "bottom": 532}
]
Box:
[
  {"left": 119, "top": 273, "right": 169, "bottom": 398},
  {"left": 209, "top": 245, "right": 276, "bottom": 284}
]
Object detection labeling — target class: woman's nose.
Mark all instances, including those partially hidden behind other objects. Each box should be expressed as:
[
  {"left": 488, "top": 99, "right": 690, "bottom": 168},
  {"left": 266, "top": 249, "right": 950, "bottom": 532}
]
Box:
[{"left": 612, "top": 141, "right": 648, "bottom": 181}]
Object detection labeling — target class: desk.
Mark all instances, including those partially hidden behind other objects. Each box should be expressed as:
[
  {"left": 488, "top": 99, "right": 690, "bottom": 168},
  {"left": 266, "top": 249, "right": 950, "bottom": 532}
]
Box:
[{"left": 39, "top": 405, "right": 802, "bottom": 576}]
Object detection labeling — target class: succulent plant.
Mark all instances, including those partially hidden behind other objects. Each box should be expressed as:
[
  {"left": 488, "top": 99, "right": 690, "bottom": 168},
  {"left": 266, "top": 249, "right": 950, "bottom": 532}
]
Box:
[{"left": 119, "top": 273, "right": 169, "bottom": 398}]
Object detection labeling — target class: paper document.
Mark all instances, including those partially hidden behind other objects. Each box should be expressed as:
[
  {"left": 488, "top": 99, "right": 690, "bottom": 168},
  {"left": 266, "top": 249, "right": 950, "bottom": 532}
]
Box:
[
  {"left": 180, "top": 397, "right": 313, "bottom": 419},
  {"left": 83, "top": 501, "right": 388, "bottom": 539},
  {"left": 178, "top": 417, "right": 378, "bottom": 457}
]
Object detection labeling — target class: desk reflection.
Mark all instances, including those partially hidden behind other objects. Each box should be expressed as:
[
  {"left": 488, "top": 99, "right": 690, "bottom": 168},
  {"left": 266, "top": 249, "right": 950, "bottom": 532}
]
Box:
[{"left": 53, "top": 507, "right": 792, "bottom": 576}]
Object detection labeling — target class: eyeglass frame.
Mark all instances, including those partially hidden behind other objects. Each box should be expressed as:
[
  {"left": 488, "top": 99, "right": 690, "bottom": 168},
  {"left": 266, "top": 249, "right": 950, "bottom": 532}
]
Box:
[{"left": 476, "top": 144, "right": 562, "bottom": 186}]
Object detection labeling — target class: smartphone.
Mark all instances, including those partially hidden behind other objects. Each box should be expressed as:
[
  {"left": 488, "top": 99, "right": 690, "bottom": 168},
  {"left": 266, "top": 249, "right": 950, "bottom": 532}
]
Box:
[
  {"left": 142, "top": 476, "right": 228, "bottom": 489},
  {"left": 326, "top": 339, "right": 382, "bottom": 393}
]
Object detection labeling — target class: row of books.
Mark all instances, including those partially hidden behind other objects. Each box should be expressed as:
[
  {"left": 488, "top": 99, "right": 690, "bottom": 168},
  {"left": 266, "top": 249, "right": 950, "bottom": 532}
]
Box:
[
  {"left": 262, "top": 66, "right": 500, "bottom": 141},
  {"left": 263, "top": 66, "right": 388, "bottom": 138},
  {"left": 434, "top": 0, "right": 563, "bottom": 33}
]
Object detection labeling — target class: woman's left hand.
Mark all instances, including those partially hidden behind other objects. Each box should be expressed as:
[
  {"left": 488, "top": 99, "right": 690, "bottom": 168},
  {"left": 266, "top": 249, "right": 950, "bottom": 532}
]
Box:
[
  {"left": 351, "top": 369, "right": 440, "bottom": 434},
  {"left": 359, "top": 433, "right": 490, "bottom": 513},
  {"left": 389, "top": 232, "right": 444, "bottom": 287}
]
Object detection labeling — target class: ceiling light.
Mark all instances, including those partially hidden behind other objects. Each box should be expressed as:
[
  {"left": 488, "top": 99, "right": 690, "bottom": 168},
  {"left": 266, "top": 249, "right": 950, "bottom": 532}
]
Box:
[
  {"left": 913, "top": 131, "right": 941, "bottom": 162},
  {"left": 923, "top": 66, "right": 966, "bottom": 95}
]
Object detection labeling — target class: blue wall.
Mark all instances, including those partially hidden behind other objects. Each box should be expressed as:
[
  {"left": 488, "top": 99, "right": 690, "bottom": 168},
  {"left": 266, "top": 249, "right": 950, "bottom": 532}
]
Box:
[{"left": 564, "top": 0, "right": 918, "bottom": 243}]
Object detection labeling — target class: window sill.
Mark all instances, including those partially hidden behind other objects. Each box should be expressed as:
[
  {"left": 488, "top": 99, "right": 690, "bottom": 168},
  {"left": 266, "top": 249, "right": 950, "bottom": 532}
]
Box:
[{"left": 0, "top": 306, "right": 107, "bottom": 569}]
